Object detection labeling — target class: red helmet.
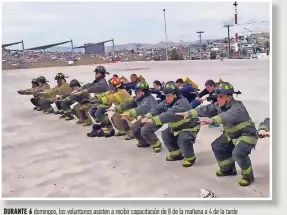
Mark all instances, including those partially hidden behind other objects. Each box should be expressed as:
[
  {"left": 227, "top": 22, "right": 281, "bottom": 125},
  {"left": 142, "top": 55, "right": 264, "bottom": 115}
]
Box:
[{"left": 110, "top": 77, "right": 123, "bottom": 88}]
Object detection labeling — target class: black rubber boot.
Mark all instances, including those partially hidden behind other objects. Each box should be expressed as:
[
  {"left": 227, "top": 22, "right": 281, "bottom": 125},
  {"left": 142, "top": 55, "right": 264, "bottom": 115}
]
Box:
[
  {"left": 166, "top": 153, "right": 184, "bottom": 161},
  {"left": 59, "top": 114, "right": 66, "bottom": 119},
  {"left": 87, "top": 124, "right": 102, "bottom": 137},
  {"left": 36, "top": 106, "right": 43, "bottom": 111},
  {"left": 54, "top": 110, "right": 64, "bottom": 115},
  {"left": 182, "top": 158, "right": 196, "bottom": 167},
  {"left": 105, "top": 129, "right": 115, "bottom": 138},
  {"left": 65, "top": 113, "right": 74, "bottom": 121},
  {"left": 239, "top": 171, "right": 255, "bottom": 186},
  {"left": 87, "top": 130, "right": 98, "bottom": 137},
  {"left": 87, "top": 129, "right": 105, "bottom": 137},
  {"left": 136, "top": 142, "right": 150, "bottom": 148},
  {"left": 216, "top": 167, "right": 237, "bottom": 177}
]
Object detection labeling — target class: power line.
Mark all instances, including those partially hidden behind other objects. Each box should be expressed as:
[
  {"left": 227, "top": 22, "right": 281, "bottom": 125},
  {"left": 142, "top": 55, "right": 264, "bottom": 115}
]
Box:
[{"left": 232, "top": 20, "right": 270, "bottom": 26}]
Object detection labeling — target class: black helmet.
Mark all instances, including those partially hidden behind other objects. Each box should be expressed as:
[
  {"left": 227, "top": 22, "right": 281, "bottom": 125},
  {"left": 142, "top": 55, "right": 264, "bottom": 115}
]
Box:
[
  {"left": 55, "top": 73, "right": 65, "bottom": 80},
  {"left": 162, "top": 81, "right": 179, "bottom": 95},
  {"left": 69, "top": 79, "right": 81, "bottom": 88},
  {"left": 94, "top": 66, "right": 107, "bottom": 75},
  {"left": 134, "top": 80, "right": 149, "bottom": 91},
  {"left": 31, "top": 79, "right": 39, "bottom": 85},
  {"left": 37, "top": 76, "right": 47, "bottom": 83},
  {"left": 214, "top": 82, "right": 235, "bottom": 95}
]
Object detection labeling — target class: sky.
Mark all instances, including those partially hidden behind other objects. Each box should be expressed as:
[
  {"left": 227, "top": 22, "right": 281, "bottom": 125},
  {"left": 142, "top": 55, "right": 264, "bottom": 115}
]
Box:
[{"left": 2, "top": 1, "right": 270, "bottom": 48}]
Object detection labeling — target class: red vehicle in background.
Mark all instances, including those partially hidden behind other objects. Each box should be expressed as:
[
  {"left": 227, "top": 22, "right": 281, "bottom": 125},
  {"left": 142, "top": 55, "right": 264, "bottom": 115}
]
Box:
[{"left": 115, "top": 56, "right": 122, "bottom": 62}]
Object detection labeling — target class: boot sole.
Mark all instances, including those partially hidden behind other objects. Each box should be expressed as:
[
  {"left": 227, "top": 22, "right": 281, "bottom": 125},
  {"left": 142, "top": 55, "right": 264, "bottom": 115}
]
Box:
[
  {"left": 153, "top": 147, "right": 162, "bottom": 153},
  {"left": 65, "top": 118, "right": 74, "bottom": 121},
  {"left": 166, "top": 156, "right": 184, "bottom": 161},
  {"left": 216, "top": 172, "right": 237, "bottom": 177},
  {"left": 137, "top": 145, "right": 150, "bottom": 148},
  {"left": 239, "top": 179, "right": 254, "bottom": 186}
]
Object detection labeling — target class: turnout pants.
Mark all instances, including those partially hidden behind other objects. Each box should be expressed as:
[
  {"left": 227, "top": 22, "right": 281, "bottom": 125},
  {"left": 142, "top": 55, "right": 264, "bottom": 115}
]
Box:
[
  {"left": 73, "top": 103, "right": 82, "bottom": 120},
  {"left": 89, "top": 105, "right": 113, "bottom": 128},
  {"left": 61, "top": 99, "right": 74, "bottom": 113},
  {"left": 131, "top": 120, "right": 161, "bottom": 148},
  {"left": 111, "top": 112, "right": 134, "bottom": 133},
  {"left": 38, "top": 99, "right": 54, "bottom": 111},
  {"left": 55, "top": 101, "right": 63, "bottom": 111},
  {"left": 89, "top": 104, "right": 98, "bottom": 120},
  {"left": 162, "top": 127, "right": 198, "bottom": 161},
  {"left": 74, "top": 103, "right": 92, "bottom": 123},
  {"left": 211, "top": 134, "right": 255, "bottom": 180},
  {"left": 30, "top": 97, "right": 40, "bottom": 107},
  {"left": 94, "top": 107, "right": 107, "bottom": 122}
]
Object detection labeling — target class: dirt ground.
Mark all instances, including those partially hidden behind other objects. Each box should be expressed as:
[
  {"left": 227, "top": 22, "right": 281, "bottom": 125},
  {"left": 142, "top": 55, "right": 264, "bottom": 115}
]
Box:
[
  {"left": 2, "top": 55, "right": 110, "bottom": 70},
  {"left": 2, "top": 59, "right": 270, "bottom": 198}
]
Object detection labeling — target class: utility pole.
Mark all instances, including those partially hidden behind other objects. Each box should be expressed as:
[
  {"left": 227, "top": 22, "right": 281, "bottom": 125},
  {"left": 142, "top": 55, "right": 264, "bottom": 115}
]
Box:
[
  {"left": 163, "top": 9, "right": 168, "bottom": 61},
  {"left": 233, "top": 1, "right": 239, "bottom": 57},
  {"left": 224, "top": 24, "right": 233, "bottom": 59},
  {"left": 197, "top": 31, "right": 204, "bottom": 60},
  {"left": 112, "top": 39, "right": 115, "bottom": 62}
]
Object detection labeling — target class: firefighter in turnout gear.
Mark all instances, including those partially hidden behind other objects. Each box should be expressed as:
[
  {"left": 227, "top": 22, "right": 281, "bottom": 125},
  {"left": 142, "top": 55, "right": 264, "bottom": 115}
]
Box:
[
  {"left": 32, "top": 76, "right": 51, "bottom": 111},
  {"left": 176, "top": 82, "right": 258, "bottom": 186},
  {"left": 18, "top": 78, "right": 50, "bottom": 111},
  {"left": 57, "top": 79, "right": 85, "bottom": 121},
  {"left": 110, "top": 80, "right": 158, "bottom": 140},
  {"left": 17, "top": 79, "right": 40, "bottom": 110},
  {"left": 17, "top": 78, "right": 39, "bottom": 95},
  {"left": 72, "top": 66, "right": 110, "bottom": 127},
  {"left": 36, "top": 73, "right": 72, "bottom": 114},
  {"left": 143, "top": 81, "right": 200, "bottom": 163},
  {"left": 258, "top": 118, "right": 270, "bottom": 138},
  {"left": 87, "top": 77, "right": 132, "bottom": 137}
]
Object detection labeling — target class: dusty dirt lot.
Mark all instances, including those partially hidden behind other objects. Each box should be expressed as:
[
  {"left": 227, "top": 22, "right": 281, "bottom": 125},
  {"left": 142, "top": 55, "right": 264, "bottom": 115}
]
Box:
[
  {"left": 2, "top": 55, "right": 110, "bottom": 70},
  {"left": 2, "top": 59, "right": 270, "bottom": 198}
]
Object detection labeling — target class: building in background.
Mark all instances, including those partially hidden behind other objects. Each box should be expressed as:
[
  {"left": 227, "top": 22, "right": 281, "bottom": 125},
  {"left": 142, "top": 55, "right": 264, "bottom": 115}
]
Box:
[{"left": 83, "top": 43, "right": 105, "bottom": 55}]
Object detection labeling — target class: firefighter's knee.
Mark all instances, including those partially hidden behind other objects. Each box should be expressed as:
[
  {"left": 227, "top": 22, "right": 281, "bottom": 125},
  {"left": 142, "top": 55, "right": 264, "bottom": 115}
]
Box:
[
  {"left": 95, "top": 108, "right": 104, "bottom": 117},
  {"left": 140, "top": 124, "right": 152, "bottom": 137},
  {"left": 131, "top": 122, "right": 141, "bottom": 134},
  {"left": 211, "top": 140, "right": 218, "bottom": 151},
  {"left": 60, "top": 100, "right": 67, "bottom": 108},
  {"left": 232, "top": 146, "right": 245, "bottom": 160},
  {"left": 30, "top": 98, "right": 36, "bottom": 103},
  {"left": 89, "top": 106, "right": 97, "bottom": 114},
  {"left": 38, "top": 99, "right": 44, "bottom": 105},
  {"left": 232, "top": 142, "right": 251, "bottom": 159},
  {"left": 161, "top": 128, "right": 170, "bottom": 138},
  {"left": 211, "top": 139, "right": 224, "bottom": 153}
]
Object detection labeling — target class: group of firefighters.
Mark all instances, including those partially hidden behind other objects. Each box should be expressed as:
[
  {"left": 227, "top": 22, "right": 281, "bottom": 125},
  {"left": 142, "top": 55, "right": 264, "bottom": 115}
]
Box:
[{"left": 17, "top": 65, "right": 270, "bottom": 187}]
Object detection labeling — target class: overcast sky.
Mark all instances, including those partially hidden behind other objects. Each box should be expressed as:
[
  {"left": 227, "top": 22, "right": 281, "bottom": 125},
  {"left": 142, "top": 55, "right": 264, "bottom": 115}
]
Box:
[{"left": 2, "top": 1, "right": 270, "bottom": 48}]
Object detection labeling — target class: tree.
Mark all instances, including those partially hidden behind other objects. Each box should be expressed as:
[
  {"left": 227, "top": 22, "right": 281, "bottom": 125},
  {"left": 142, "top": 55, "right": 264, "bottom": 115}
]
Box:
[
  {"left": 210, "top": 51, "right": 217, "bottom": 60},
  {"left": 171, "top": 49, "right": 180, "bottom": 60},
  {"left": 265, "top": 41, "right": 270, "bottom": 55}
]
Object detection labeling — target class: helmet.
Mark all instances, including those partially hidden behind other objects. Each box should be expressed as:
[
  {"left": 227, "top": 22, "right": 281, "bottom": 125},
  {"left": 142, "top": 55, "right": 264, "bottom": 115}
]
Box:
[
  {"left": 162, "top": 81, "right": 179, "bottom": 95},
  {"left": 134, "top": 80, "right": 149, "bottom": 92},
  {"left": 214, "top": 82, "right": 235, "bottom": 95},
  {"left": 37, "top": 76, "right": 47, "bottom": 83},
  {"left": 69, "top": 79, "right": 81, "bottom": 88},
  {"left": 110, "top": 77, "right": 123, "bottom": 88},
  {"left": 31, "top": 79, "right": 39, "bottom": 85},
  {"left": 215, "top": 78, "right": 224, "bottom": 86},
  {"left": 55, "top": 73, "right": 65, "bottom": 80},
  {"left": 94, "top": 66, "right": 107, "bottom": 75}
]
